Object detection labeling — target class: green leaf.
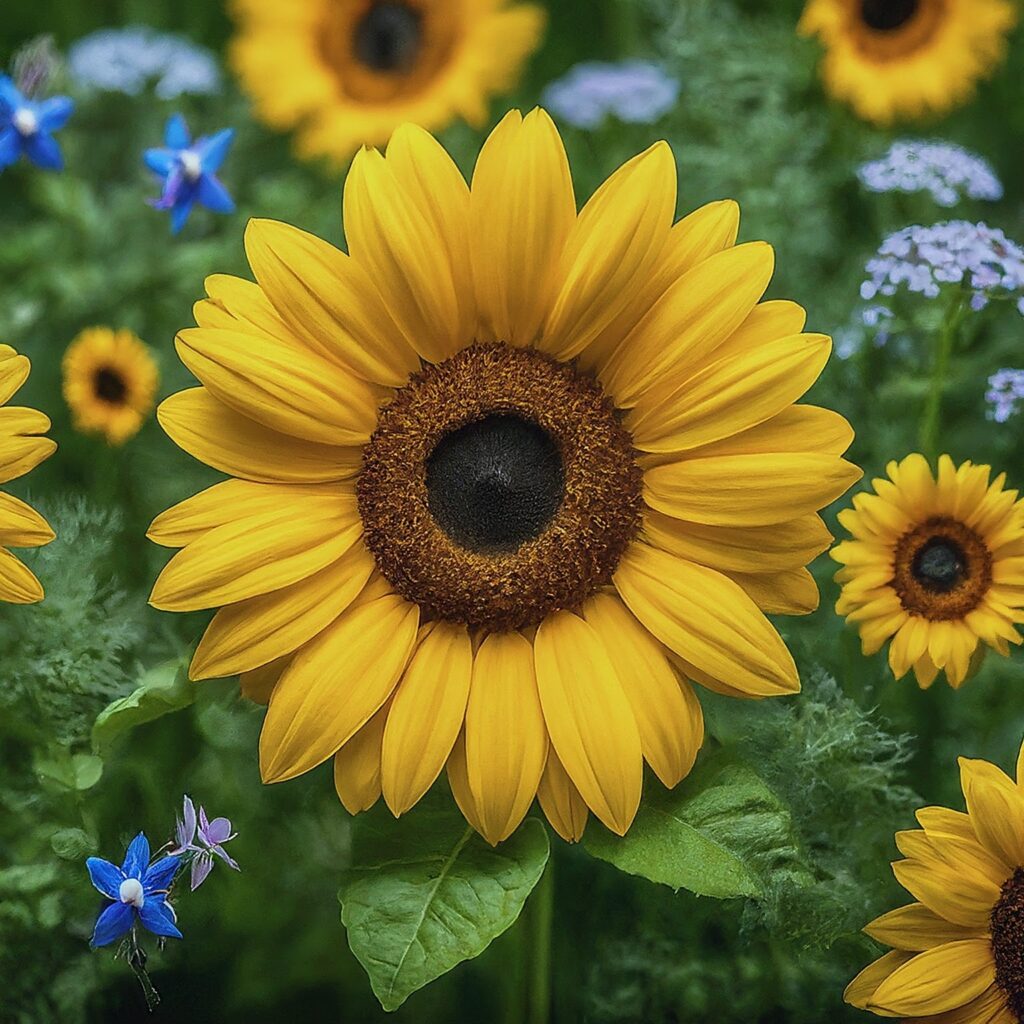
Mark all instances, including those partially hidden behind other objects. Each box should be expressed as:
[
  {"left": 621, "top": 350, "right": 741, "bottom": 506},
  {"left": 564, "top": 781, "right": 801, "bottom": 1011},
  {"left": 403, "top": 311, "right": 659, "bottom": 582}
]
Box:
[
  {"left": 584, "top": 754, "right": 810, "bottom": 899},
  {"left": 33, "top": 750, "right": 103, "bottom": 791},
  {"left": 339, "top": 800, "right": 550, "bottom": 1011},
  {"left": 50, "top": 828, "right": 97, "bottom": 861},
  {"left": 91, "top": 658, "right": 194, "bottom": 758}
]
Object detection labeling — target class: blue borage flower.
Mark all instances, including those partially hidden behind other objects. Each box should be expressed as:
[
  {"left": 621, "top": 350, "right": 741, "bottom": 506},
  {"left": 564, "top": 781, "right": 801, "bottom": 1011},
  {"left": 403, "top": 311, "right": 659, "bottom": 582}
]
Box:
[
  {"left": 144, "top": 114, "right": 235, "bottom": 234},
  {"left": 987, "top": 368, "right": 1024, "bottom": 423},
  {"left": 541, "top": 61, "right": 680, "bottom": 129},
  {"left": 858, "top": 140, "right": 1003, "bottom": 208},
  {"left": 0, "top": 74, "right": 73, "bottom": 172},
  {"left": 86, "top": 833, "right": 182, "bottom": 948}
]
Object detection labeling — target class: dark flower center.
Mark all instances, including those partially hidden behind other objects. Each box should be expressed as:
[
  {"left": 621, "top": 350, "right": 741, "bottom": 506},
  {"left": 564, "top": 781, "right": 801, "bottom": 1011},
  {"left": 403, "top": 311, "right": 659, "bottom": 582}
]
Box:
[
  {"left": 991, "top": 868, "right": 1024, "bottom": 1022},
  {"left": 427, "top": 414, "right": 564, "bottom": 555},
  {"left": 94, "top": 367, "right": 127, "bottom": 404},
  {"left": 353, "top": 2, "right": 423, "bottom": 74},
  {"left": 912, "top": 537, "right": 967, "bottom": 593},
  {"left": 860, "top": 0, "right": 920, "bottom": 32}
]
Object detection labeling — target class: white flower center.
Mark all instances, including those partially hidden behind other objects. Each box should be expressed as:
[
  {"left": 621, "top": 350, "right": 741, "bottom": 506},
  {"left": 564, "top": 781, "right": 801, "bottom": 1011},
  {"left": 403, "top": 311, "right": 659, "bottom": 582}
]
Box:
[
  {"left": 13, "top": 108, "right": 38, "bottom": 137},
  {"left": 119, "top": 877, "right": 145, "bottom": 908},
  {"left": 179, "top": 150, "right": 202, "bottom": 182}
]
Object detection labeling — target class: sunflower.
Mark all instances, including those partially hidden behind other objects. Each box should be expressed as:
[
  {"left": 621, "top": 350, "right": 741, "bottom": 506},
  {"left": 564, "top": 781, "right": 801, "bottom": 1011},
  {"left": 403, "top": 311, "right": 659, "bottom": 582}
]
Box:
[
  {"left": 798, "top": 0, "right": 1017, "bottom": 125},
  {"left": 0, "top": 345, "right": 56, "bottom": 603},
  {"left": 63, "top": 327, "right": 159, "bottom": 446},
  {"left": 833, "top": 453, "right": 1024, "bottom": 689},
  {"left": 148, "top": 109, "right": 860, "bottom": 845},
  {"left": 848, "top": 738, "right": 1024, "bottom": 1023},
  {"left": 229, "top": 0, "right": 546, "bottom": 162}
]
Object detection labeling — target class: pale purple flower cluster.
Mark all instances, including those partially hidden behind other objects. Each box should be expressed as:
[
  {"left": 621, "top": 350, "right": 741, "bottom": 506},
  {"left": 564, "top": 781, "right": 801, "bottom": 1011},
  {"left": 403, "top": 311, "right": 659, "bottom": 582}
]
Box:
[
  {"left": 170, "top": 795, "right": 240, "bottom": 891},
  {"left": 542, "top": 61, "right": 680, "bottom": 129},
  {"left": 858, "top": 140, "right": 1003, "bottom": 208},
  {"left": 861, "top": 221, "right": 1024, "bottom": 313},
  {"left": 986, "top": 369, "right": 1024, "bottom": 423}
]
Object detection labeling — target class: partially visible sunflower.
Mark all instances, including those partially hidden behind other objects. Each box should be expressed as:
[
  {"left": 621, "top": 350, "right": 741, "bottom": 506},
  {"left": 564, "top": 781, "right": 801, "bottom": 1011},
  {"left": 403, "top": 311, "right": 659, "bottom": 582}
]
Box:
[
  {"left": 848, "top": 739, "right": 1024, "bottom": 1023},
  {"left": 799, "top": 0, "right": 1017, "bottom": 125},
  {"left": 833, "top": 454, "right": 1024, "bottom": 689},
  {"left": 63, "top": 328, "right": 159, "bottom": 446},
  {"left": 148, "top": 109, "right": 860, "bottom": 846},
  {"left": 0, "top": 345, "right": 56, "bottom": 603},
  {"left": 229, "top": 0, "right": 546, "bottom": 162}
]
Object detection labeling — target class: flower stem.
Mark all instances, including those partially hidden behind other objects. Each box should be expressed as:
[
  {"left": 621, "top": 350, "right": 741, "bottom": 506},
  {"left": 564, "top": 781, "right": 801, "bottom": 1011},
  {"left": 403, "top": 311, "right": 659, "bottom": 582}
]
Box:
[
  {"left": 920, "top": 292, "right": 967, "bottom": 460},
  {"left": 527, "top": 863, "right": 554, "bottom": 1024}
]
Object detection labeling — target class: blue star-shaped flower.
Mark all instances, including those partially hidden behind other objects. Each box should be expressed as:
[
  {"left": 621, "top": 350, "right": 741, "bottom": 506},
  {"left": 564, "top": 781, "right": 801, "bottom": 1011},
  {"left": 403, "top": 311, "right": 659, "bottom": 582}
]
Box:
[
  {"left": 0, "top": 74, "right": 74, "bottom": 172},
  {"left": 86, "top": 833, "right": 183, "bottom": 948},
  {"left": 145, "top": 113, "right": 235, "bottom": 234}
]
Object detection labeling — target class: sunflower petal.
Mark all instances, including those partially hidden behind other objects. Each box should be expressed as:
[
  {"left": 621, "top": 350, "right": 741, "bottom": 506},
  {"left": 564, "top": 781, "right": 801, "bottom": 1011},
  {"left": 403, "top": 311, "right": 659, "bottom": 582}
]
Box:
[
  {"left": 0, "top": 492, "right": 54, "bottom": 547},
  {"left": 864, "top": 903, "right": 985, "bottom": 951},
  {"left": 0, "top": 547, "right": 44, "bottom": 603},
  {"left": 537, "top": 749, "right": 589, "bottom": 843},
  {"left": 333, "top": 701, "right": 390, "bottom": 814}
]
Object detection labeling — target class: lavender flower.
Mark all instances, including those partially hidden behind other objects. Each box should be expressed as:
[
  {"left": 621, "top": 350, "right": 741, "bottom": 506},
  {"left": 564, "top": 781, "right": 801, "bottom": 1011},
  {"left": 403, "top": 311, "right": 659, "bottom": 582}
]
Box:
[
  {"left": 542, "top": 61, "right": 680, "bottom": 129},
  {"left": 858, "top": 141, "right": 1003, "bottom": 208},
  {"left": 861, "top": 221, "right": 1024, "bottom": 314},
  {"left": 986, "top": 369, "right": 1024, "bottom": 424},
  {"left": 170, "top": 795, "right": 239, "bottom": 891}
]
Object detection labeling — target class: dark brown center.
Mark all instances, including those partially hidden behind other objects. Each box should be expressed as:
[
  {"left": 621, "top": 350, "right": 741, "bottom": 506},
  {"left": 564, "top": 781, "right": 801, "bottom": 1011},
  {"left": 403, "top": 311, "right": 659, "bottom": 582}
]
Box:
[
  {"left": 892, "top": 517, "right": 992, "bottom": 620},
  {"left": 353, "top": 2, "right": 422, "bottom": 73},
  {"left": 860, "top": 0, "right": 920, "bottom": 31},
  {"left": 991, "top": 868, "right": 1024, "bottom": 1022},
  {"left": 94, "top": 367, "right": 127, "bottom": 405},
  {"left": 358, "top": 343, "right": 643, "bottom": 631}
]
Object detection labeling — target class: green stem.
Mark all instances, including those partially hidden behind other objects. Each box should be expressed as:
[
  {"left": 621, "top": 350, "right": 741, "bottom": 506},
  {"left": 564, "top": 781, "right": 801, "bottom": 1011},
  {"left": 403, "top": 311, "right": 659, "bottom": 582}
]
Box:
[
  {"left": 527, "top": 864, "right": 554, "bottom": 1024},
  {"left": 919, "top": 293, "right": 967, "bottom": 460}
]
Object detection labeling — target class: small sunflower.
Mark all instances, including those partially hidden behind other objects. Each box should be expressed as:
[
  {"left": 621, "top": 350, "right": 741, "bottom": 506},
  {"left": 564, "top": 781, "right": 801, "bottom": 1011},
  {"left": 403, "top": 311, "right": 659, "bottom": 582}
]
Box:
[
  {"left": 149, "top": 110, "right": 860, "bottom": 845},
  {"left": 848, "top": 739, "right": 1024, "bottom": 1023},
  {"left": 229, "top": 0, "right": 546, "bottom": 162},
  {"left": 833, "top": 454, "right": 1024, "bottom": 689},
  {"left": 0, "top": 345, "right": 56, "bottom": 603},
  {"left": 63, "top": 328, "right": 159, "bottom": 446},
  {"left": 799, "top": 0, "right": 1018, "bottom": 125}
]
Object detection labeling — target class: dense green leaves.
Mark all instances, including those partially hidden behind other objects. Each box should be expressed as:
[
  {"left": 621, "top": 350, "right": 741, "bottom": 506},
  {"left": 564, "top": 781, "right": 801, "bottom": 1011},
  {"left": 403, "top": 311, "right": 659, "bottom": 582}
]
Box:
[
  {"left": 339, "top": 801, "right": 550, "bottom": 1011},
  {"left": 584, "top": 754, "right": 811, "bottom": 899}
]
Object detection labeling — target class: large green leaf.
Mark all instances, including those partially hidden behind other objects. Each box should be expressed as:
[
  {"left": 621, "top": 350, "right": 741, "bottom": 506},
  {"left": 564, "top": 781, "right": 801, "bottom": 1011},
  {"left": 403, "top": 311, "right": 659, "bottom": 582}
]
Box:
[
  {"left": 339, "top": 801, "right": 550, "bottom": 1011},
  {"left": 91, "top": 657, "right": 194, "bottom": 757},
  {"left": 584, "top": 754, "right": 810, "bottom": 899}
]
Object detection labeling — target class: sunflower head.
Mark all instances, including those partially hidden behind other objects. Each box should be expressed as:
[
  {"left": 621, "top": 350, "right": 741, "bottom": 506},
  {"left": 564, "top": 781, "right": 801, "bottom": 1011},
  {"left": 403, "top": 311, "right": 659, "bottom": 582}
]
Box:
[
  {"left": 149, "top": 109, "right": 860, "bottom": 845},
  {"left": 833, "top": 453, "right": 1024, "bottom": 689},
  {"left": 0, "top": 344, "right": 56, "bottom": 603},
  {"left": 848, "top": 739, "right": 1024, "bottom": 1022},
  {"left": 63, "top": 327, "right": 159, "bottom": 446},
  {"left": 229, "top": 0, "right": 546, "bottom": 161},
  {"left": 799, "top": 0, "right": 1018, "bottom": 124}
]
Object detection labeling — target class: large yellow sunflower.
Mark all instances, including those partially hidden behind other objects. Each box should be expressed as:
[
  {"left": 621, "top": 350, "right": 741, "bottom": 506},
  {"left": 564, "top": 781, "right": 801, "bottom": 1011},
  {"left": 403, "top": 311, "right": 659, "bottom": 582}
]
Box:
[
  {"left": 229, "top": 0, "right": 546, "bottom": 162},
  {"left": 799, "top": 0, "right": 1017, "bottom": 125},
  {"left": 0, "top": 345, "right": 56, "bottom": 603},
  {"left": 833, "top": 453, "right": 1024, "bottom": 689},
  {"left": 63, "top": 327, "right": 159, "bottom": 446},
  {"left": 148, "top": 109, "right": 860, "bottom": 845},
  {"left": 848, "top": 739, "right": 1024, "bottom": 1023}
]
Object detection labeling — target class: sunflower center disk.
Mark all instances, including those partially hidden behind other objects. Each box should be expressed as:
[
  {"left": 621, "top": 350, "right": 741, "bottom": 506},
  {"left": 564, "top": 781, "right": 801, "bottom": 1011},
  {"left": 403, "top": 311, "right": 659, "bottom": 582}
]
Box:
[
  {"left": 991, "top": 869, "right": 1024, "bottom": 1022},
  {"left": 358, "top": 344, "right": 643, "bottom": 632},
  {"left": 94, "top": 367, "right": 127, "bottom": 405},
  {"left": 353, "top": 1, "right": 423, "bottom": 74},
  {"left": 893, "top": 516, "right": 992, "bottom": 620},
  {"left": 860, "top": 0, "right": 920, "bottom": 32}
]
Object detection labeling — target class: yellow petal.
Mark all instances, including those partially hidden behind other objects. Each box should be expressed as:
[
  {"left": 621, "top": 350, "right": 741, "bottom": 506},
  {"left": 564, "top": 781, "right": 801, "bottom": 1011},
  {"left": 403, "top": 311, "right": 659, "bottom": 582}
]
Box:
[
  {"left": 0, "top": 434, "right": 56, "bottom": 485},
  {"left": 644, "top": 453, "right": 862, "bottom": 527},
  {"left": 158, "top": 388, "right": 361, "bottom": 484},
  {"left": 844, "top": 950, "right": 914, "bottom": 1012},
  {"left": 960, "top": 756, "right": 1024, "bottom": 868},
  {"left": 244, "top": 219, "right": 419, "bottom": 386},
  {"left": 892, "top": 858, "right": 1001, "bottom": 928},
  {"left": 727, "top": 568, "right": 820, "bottom": 615},
  {"left": 864, "top": 903, "right": 983, "bottom": 951},
  {"left": 582, "top": 592, "right": 704, "bottom": 788},
  {"left": 200, "top": 274, "right": 296, "bottom": 344},
  {"left": 540, "top": 142, "right": 676, "bottom": 361},
  {"left": 0, "top": 492, "right": 54, "bottom": 547},
  {"left": 0, "top": 347, "right": 30, "bottom": 405},
  {"left": 175, "top": 327, "right": 379, "bottom": 446},
  {"left": 260, "top": 595, "right": 419, "bottom": 782},
  {"left": 150, "top": 493, "right": 361, "bottom": 612},
  {"left": 333, "top": 701, "right": 390, "bottom": 814},
  {"left": 190, "top": 542, "right": 375, "bottom": 679},
  {"left": 614, "top": 543, "right": 799, "bottom": 697},
  {"left": 537, "top": 748, "right": 589, "bottom": 843},
  {"left": 471, "top": 109, "right": 574, "bottom": 346},
  {"left": 533, "top": 610, "right": 643, "bottom": 835},
  {"left": 0, "top": 547, "right": 44, "bottom": 603},
  {"left": 712, "top": 299, "right": 809, "bottom": 364},
  {"left": 381, "top": 622, "right": 473, "bottom": 816},
  {"left": 239, "top": 656, "right": 289, "bottom": 705},
  {"left": 916, "top": 805, "right": 976, "bottom": 841},
  {"left": 465, "top": 631, "right": 548, "bottom": 845},
  {"left": 446, "top": 729, "right": 485, "bottom": 837}
]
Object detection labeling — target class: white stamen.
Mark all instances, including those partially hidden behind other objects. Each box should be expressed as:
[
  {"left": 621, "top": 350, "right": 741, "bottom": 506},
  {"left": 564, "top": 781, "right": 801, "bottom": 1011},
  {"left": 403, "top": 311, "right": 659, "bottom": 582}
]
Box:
[
  {"left": 119, "top": 877, "right": 145, "bottom": 908},
  {"left": 12, "top": 108, "right": 38, "bottom": 137},
  {"left": 179, "top": 150, "right": 202, "bottom": 182}
]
